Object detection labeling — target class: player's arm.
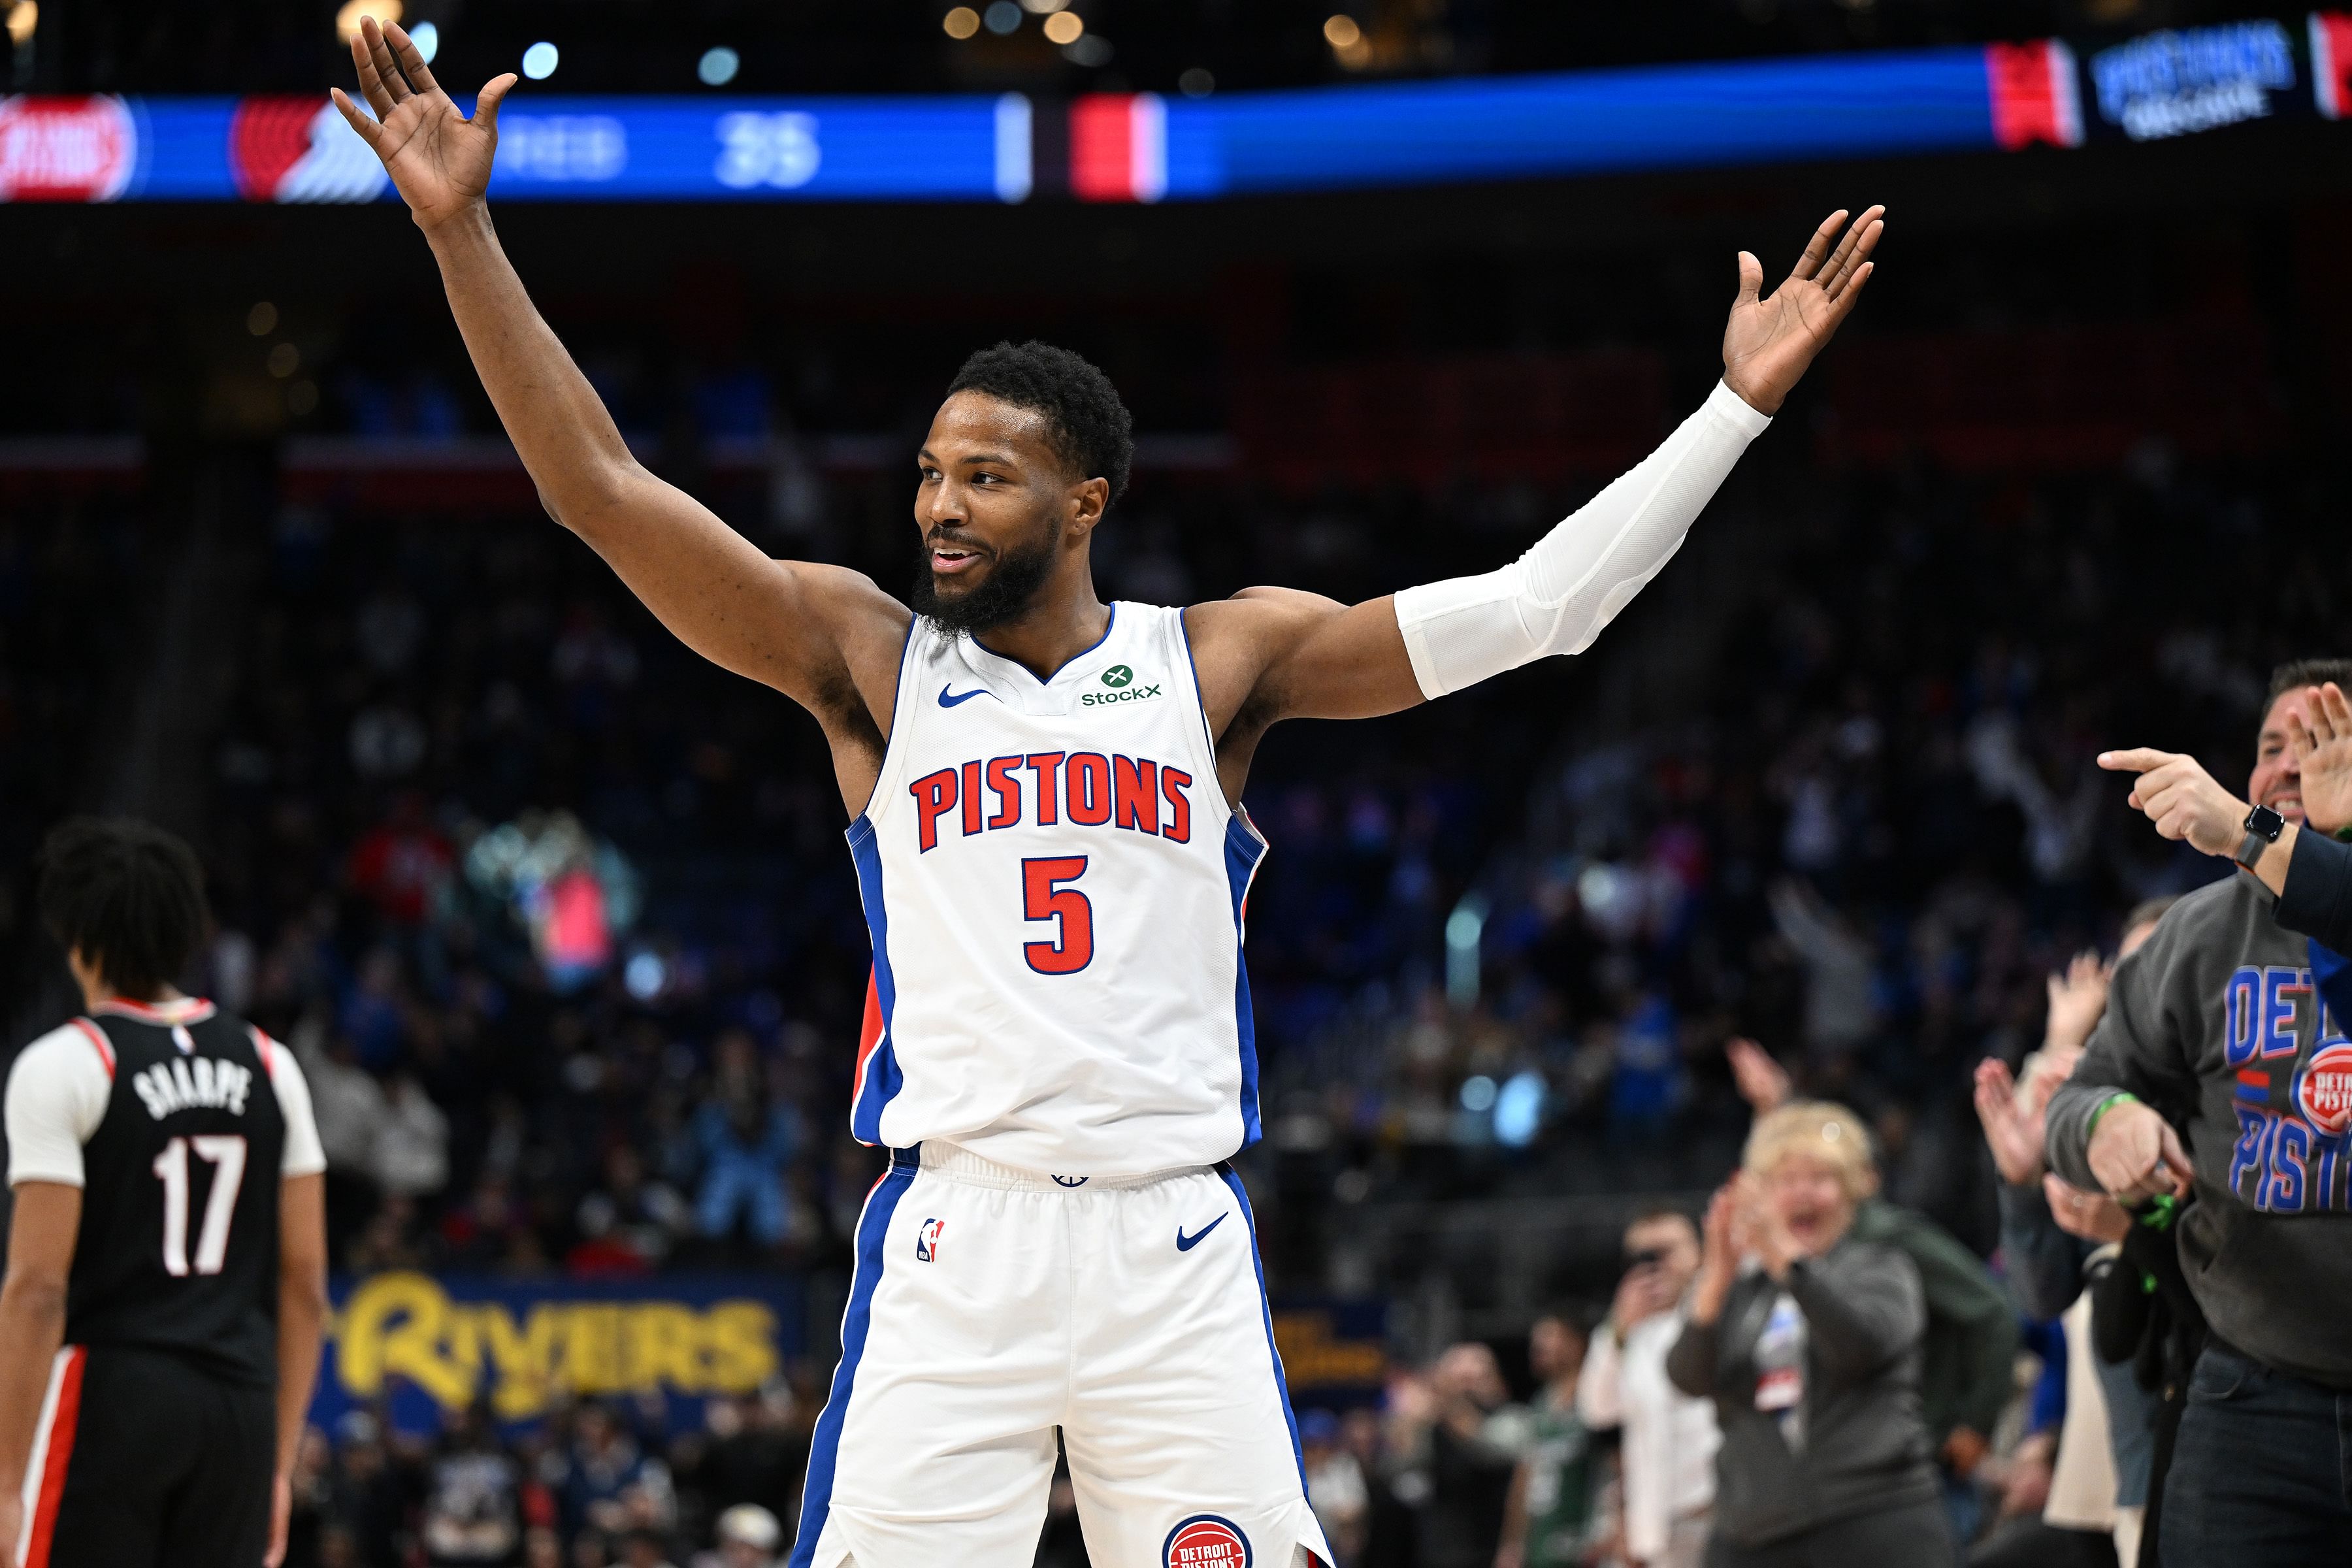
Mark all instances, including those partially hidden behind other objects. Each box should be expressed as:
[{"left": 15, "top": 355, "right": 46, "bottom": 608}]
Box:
[
  {"left": 0, "top": 1025, "right": 110, "bottom": 1560},
  {"left": 259, "top": 1035, "right": 331, "bottom": 1568},
  {"left": 1195, "top": 208, "right": 1882, "bottom": 735},
  {"left": 268, "top": 1174, "right": 328, "bottom": 1568},
  {"left": 0, "top": 1184, "right": 78, "bottom": 1560},
  {"left": 331, "top": 20, "right": 906, "bottom": 715}
]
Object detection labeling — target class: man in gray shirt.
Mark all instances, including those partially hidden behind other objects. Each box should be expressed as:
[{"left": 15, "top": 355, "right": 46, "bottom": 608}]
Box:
[{"left": 2050, "top": 657, "right": 2352, "bottom": 1567}]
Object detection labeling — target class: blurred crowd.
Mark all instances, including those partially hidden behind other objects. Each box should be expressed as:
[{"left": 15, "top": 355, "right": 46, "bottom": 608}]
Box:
[
  {"left": 278, "top": 1390, "right": 809, "bottom": 1568},
  {"left": 1266, "top": 449, "right": 2340, "bottom": 1254}
]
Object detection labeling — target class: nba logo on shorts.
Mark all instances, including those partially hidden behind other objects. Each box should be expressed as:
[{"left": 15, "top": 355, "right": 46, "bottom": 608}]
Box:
[
  {"left": 1162, "top": 1514, "right": 1251, "bottom": 1566},
  {"left": 915, "top": 1217, "right": 946, "bottom": 1262}
]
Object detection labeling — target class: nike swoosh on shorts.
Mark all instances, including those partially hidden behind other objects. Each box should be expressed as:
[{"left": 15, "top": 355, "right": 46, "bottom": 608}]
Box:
[{"left": 1176, "top": 1214, "right": 1229, "bottom": 1251}]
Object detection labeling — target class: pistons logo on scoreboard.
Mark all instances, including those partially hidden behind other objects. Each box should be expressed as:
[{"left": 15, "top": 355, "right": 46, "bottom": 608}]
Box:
[
  {"left": 913, "top": 1217, "right": 946, "bottom": 1263},
  {"left": 0, "top": 96, "right": 138, "bottom": 203},
  {"left": 2296, "top": 1043, "right": 2352, "bottom": 1137},
  {"left": 1163, "top": 1514, "right": 1251, "bottom": 1567}
]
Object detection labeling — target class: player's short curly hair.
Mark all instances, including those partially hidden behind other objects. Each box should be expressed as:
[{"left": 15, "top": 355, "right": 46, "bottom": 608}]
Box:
[
  {"left": 947, "top": 341, "right": 1134, "bottom": 511},
  {"left": 36, "top": 816, "right": 210, "bottom": 1000}
]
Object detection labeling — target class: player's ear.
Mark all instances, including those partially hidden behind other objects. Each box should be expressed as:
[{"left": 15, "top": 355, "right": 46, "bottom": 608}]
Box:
[{"left": 1066, "top": 476, "right": 1109, "bottom": 540}]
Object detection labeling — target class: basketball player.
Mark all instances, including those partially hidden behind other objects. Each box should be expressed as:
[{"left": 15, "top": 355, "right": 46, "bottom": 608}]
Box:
[
  {"left": 0, "top": 819, "right": 329, "bottom": 1568},
  {"left": 334, "top": 22, "right": 1880, "bottom": 1565}
]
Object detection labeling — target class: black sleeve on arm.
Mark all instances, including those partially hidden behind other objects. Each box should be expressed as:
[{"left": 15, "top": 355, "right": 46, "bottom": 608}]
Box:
[
  {"left": 1784, "top": 1247, "right": 1925, "bottom": 1382},
  {"left": 2277, "top": 828, "right": 2352, "bottom": 955},
  {"left": 1997, "top": 1183, "right": 2087, "bottom": 1323},
  {"left": 2086, "top": 1244, "right": 2149, "bottom": 1368},
  {"left": 1665, "top": 1315, "right": 1721, "bottom": 1398}
]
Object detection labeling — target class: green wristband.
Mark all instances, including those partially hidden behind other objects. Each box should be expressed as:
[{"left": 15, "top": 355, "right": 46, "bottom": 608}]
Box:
[{"left": 2086, "top": 1091, "right": 2140, "bottom": 1139}]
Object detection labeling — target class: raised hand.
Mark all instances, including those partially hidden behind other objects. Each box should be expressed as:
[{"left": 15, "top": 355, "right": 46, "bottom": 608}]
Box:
[
  {"left": 1721, "top": 205, "right": 1885, "bottom": 416},
  {"left": 2043, "top": 949, "right": 2111, "bottom": 1054},
  {"left": 1690, "top": 1178, "right": 1743, "bottom": 1324},
  {"left": 331, "top": 16, "right": 517, "bottom": 231},
  {"left": 1725, "top": 1036, "right": 1793, "bottom": 1115},
  {"left": 1972, "top": 1058, "right": 2046, "bottom": 1186},
  {"left": 2288, "top": 681, "right": 2352, "bottom": 836}
]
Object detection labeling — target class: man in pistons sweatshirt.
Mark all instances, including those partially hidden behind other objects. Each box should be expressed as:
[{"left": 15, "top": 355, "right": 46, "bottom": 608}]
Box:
[{"left": 2048, "top": 659, "right": 2352, "bottom": 1568}]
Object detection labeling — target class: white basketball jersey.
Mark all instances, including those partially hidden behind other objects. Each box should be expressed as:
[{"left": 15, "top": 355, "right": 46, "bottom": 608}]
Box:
[{"left": 844, "top": 603, "right": 1266, "bottom": 1176}]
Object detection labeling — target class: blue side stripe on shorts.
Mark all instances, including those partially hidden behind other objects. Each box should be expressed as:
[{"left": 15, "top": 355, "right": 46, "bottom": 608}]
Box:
[
  {"left": 1218, "top": 1164, "right": 1307, "bottom": 1494},
  {"left": 789, "top": 1149, "right": 919, "bottom": 1567},
  {"left": 1223, "top": 815, "right": 1271, "bottom": 1147}
]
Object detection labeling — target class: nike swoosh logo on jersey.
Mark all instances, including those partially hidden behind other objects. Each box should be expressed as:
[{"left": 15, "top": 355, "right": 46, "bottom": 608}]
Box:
[
  {"left": 938, "top": 685, "right": 995, "bottom": 708},
  {"left": 1175, "top": 1214, "right": 1228, "bottom": 1252}
]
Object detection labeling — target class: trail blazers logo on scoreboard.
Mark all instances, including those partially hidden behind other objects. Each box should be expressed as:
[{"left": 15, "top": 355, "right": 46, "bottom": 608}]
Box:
[
  {"left": 1163, "top": 1514, "right": 1251, "bottom": 1566},
  {"left": 230, "top": 95, "right": 389, "bottom": 203}
]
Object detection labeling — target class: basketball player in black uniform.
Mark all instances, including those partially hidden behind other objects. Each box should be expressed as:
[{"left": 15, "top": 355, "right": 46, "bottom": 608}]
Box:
[{"left": 0, "top": 819, "right": 329, "bottom": 1568}]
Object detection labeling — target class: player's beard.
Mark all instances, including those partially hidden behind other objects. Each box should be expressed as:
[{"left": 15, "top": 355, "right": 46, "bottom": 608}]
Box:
[{"left": 910, "top": 529, "right": 1059, "bottom": 636}]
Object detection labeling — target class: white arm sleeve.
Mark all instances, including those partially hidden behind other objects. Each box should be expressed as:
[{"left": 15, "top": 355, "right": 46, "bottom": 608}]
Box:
[
  {"left": 1391, "top": 380, "right": 1771, "bottom": 698},
  {"left": 5, "top": 1025, "right": 115, "bottom": 1188},
  {"left": 257, "top": 1029, "right": 330, "bottom": 1179}
]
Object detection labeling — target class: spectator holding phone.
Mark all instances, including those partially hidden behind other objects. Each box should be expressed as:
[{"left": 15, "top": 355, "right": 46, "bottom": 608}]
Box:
[
  {"left": 1579, "top": 1211, "right": 1718, "bottom": 1568},
  {"left": 1669, "top": 1102, "right": 1952, "bottom": 1568}
]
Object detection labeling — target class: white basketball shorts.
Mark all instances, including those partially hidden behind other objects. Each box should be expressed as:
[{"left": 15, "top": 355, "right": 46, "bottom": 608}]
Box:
[{"left": 789, "top": 1143, "right": 1332, "bottom": 1568}]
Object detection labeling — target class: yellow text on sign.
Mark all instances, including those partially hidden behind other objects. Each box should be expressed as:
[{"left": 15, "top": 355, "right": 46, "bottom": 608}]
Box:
[{"left": 333, "top": 1272, "right": 780, "bottom": 1420}]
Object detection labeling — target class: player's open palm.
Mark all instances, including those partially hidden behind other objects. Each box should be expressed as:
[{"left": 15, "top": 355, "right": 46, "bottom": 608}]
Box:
[
  {"left": 331, "top": 15, "right": 515, "bottom": 231},
  {"left": 1720, "top": 205, "right": 1885, "bottom": 416}
]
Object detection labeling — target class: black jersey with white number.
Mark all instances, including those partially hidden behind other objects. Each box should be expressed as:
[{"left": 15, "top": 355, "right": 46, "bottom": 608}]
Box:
[{"left": 67, "top": 1009, "right": 287, "bottom": 1386}]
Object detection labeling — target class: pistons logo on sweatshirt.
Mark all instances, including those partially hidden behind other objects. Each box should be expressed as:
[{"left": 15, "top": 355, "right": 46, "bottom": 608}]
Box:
[{"left": 2299, "top": 1044, "right": 2352, "bottom": 1137}]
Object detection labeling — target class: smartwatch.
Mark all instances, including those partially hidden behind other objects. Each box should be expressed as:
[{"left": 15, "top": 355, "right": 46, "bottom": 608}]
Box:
[{"left": 2235, "top": 804, "right": 2285, "bottom": 870}]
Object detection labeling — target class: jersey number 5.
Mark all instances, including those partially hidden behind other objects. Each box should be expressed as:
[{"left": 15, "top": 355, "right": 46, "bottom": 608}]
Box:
[
  {"left": 152, "top": 1134, "right": 248, "bottom": 1277},
  {"left": 1022, "top": 856, "right": 1093, "bottom": 975}
]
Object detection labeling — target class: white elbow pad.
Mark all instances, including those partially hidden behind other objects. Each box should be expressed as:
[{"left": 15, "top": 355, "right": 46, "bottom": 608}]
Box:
[{"left": 1392, "top": 380, "right": 1770, "bottom": 698}]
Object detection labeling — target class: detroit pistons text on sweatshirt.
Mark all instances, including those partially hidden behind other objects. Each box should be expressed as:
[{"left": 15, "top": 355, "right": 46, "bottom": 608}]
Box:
[{"left": 2046, "top": 872, "right": 2352, "bottom": 1388}]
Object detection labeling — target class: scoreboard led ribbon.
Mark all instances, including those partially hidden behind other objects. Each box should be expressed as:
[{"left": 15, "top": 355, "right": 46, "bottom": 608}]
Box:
[{"left": 2, "top": 14, "right": 2347, "bottom": 204}]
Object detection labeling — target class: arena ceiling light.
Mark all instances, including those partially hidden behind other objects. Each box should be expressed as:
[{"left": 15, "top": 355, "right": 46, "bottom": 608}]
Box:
[
  {"left": 521, "top": 40, "right": 559, "bottom": 79},
  {"left": 1042, "top": 11, "right": 1083, "bottom": 45},
  {"left": 408, "top": 20, "right": 438, "bottom": 62},
  {"left": 1323, "top": 12, "right": 1371, "bottom": 69},
  {"left": 1019, "top": 0, "right": 1068, "bottom": 11},
  {"left": 698, "top": 46, "right": 741, "bottom": 86},
  {"left": 983, "top": 1, "right": 1022, "bottom": 35},
  {"left": 942, "top": 6, "right": 980, "bottom": 39},
  {"left": 333, "top": 0, "right": 400, "bottom": 45},
  {"left": 6, "top": 1, "right": 36, "bottom": 48}
]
